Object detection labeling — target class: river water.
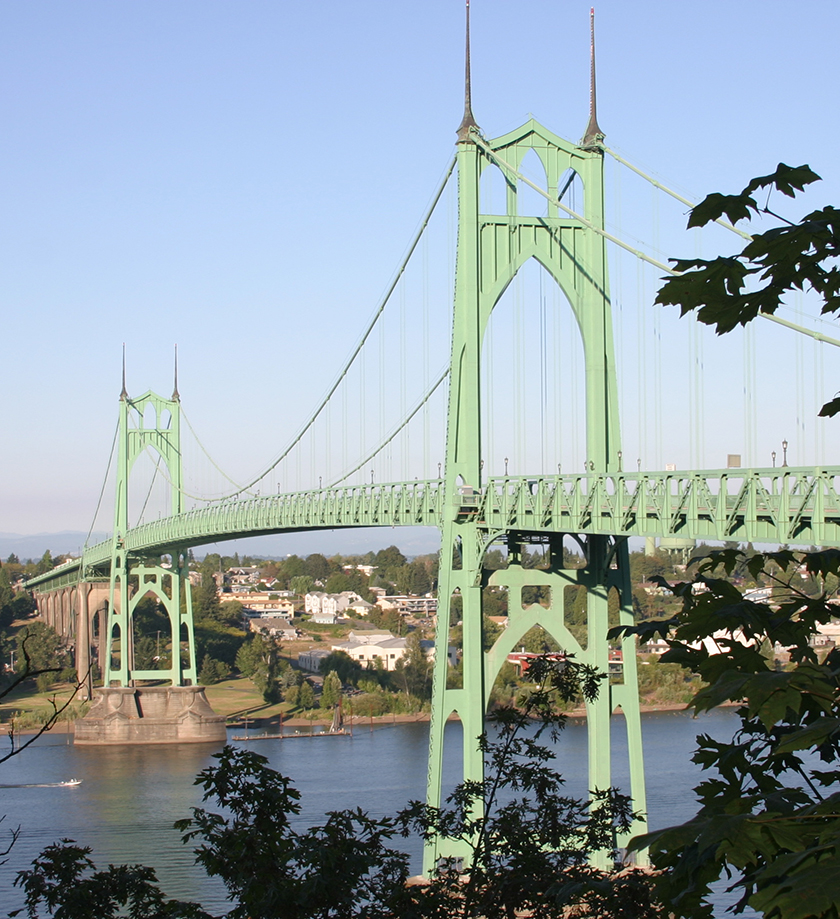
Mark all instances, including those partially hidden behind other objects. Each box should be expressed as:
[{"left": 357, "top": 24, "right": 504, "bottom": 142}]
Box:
[{"left": 0, "top": 709, "right": 741, "bottom": 915}]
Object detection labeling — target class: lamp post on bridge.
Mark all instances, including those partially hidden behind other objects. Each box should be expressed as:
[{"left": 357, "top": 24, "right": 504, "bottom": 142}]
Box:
[
  {"left": 772, "top": 451, "right": 776, "bottom": 468},
  {"left": 782, "top": 439, "right": 789, "bottom": 467}
]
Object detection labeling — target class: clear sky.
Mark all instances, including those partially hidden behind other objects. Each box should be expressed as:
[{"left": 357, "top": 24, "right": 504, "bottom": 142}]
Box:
[{"left": 2, "top": 1, "right": 839, "bottom": 545}]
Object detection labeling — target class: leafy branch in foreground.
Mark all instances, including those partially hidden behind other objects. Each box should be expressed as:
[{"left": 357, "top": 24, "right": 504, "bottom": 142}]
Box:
[
  {"left": 655, "top": 162, "right": 840, "bottom": 416},
  {"left": 398, "top": 655, "right": 660, "bottom": 919},
  {"left": 13, "top": 653, "right": 662, "bottom": 919},
  {"left": 1, "top": 633, "right": 89, "bottom": 768},
  {"left": 612, "top": 548, "right": 840, "bottom": 919}
]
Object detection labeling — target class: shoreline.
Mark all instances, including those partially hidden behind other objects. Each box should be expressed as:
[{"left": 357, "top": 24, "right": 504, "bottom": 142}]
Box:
[{"left": 7, "top": 699, "right": 725, "bottom": 737}]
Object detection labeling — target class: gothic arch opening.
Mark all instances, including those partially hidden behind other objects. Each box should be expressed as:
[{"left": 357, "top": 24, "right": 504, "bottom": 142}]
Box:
[
  {"left": 480, "top": 257, "right": 586, "bottom": 480},
  {"left": 515, "top": 148, "right": 548, "bottom": 218}
]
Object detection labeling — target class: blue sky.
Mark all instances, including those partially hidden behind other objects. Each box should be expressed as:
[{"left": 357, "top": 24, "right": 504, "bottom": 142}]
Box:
[{"left": 2, "top": 1, "right": 838, "bottom": 549}]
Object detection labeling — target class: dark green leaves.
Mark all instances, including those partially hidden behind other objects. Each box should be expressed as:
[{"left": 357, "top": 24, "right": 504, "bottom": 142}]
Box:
[
  {"left": 659, "top": 164, "right": 840, "bottom": 415},
  {"left": 616, "top": 547, "right": 840, "bottom": 919},
  {"left": 686, "top": 164, "right": 821, "bottom": 228}
]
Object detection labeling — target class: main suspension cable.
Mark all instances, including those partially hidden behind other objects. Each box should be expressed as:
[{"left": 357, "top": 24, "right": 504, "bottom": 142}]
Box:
[
  {"left": 471, "top": 131, "right": 840, "bottom": 350},
  {"left": 84, "top": 420, "right": 119, "bottom": 547},
  {"left": 329, "top": 367, "right": 449, "bottom": 488},
  {"left": 601, "top": 145, "right": 753, "bottom": 241},
  {"left": 208, "top": 153, "right": 457, "bottom": 499}
]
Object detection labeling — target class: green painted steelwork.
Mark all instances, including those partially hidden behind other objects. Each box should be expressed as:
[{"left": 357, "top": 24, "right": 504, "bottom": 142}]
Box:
[
  {"left": 423, "top": 106, "right": 647, "bottom": 872},
  {"left": 26, "top": 466, "right": 840, "bottom": 594},
  {"left": 104, "top": 388, "right": 198, "bottom": 688}
]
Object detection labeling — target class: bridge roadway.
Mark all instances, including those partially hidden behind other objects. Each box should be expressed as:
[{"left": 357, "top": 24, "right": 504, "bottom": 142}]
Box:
[{"left": 26, "top": 465, "right": 840, "bottom": 592}]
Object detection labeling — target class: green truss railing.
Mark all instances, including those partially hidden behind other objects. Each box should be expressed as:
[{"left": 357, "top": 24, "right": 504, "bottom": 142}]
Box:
[{"left": 26, "top": 466, "right": 840, "bottom": 592}]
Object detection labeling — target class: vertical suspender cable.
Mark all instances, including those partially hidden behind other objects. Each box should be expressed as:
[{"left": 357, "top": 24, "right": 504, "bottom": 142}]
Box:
[
  {"left": 423, "top": 232, "right": 430, "bottom": 479},
  {"left": 401, "top": 275, "right": 407, "bottom": 482},
  {"left": 540, "top": 269, "right": 546, "bottom": 473}
]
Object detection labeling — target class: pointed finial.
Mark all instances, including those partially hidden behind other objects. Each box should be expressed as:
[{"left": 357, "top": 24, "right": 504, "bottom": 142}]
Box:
[
  {"left": 120, "top": 343, "right": 128, "bottom": 400},
  {"left": 456, "top": 0, "right": 479, "bottom": 141},
  {"left": 172, "top": 344, "right": 180, "bottom": 401},
  {"left": 582, "top": 7, "right": 604, "bottom": 147}
]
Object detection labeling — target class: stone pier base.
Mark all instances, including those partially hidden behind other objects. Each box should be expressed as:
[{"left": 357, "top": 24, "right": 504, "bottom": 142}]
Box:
[{"left": 74, "top": 686, "right": 227, "bottom": 745}]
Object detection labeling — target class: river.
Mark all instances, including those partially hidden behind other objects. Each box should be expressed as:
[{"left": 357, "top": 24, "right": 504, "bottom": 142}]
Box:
[{"left": 0, "top": 709, "right": 742, "bottom": 915}]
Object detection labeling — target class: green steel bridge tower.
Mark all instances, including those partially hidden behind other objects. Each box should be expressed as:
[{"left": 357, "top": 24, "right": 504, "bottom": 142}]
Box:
[
  {"left": 424, "top": 7, "right": 644, "bottom": 871},
  {"left": 104, "top": 362, "right": 199, "bottom": 689}
]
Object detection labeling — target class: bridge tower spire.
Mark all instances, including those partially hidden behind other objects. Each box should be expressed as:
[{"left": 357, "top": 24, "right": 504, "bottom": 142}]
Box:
[
  {"left": 104, "top": 374, "right": 198, "bottom": 689},
  {"left": 425, "top": 6, "right": 646, "bottom": 872}
]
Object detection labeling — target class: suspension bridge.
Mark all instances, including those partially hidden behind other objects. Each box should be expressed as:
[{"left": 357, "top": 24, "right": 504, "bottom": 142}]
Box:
[{"left": 25, "top": 5, "right": 840, "bottom": 872}]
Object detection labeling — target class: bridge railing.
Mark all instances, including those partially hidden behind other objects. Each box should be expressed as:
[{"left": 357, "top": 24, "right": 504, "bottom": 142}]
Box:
[
  {"left": 26, "top": 467, "right": 840, "bottom": 592},
  {"left": 477, "top": 468, "right": 840, "bottom": 544},
  {"left": 81, "top": 479, "right": 446, "bottom": 565}
]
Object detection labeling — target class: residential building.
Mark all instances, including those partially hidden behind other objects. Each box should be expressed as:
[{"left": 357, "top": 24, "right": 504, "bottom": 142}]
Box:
[
  {"left": 330, "top": 630, "right": 407, "bottom": 671},
  {"left": 248, "top": 617, "right": 298, "bottom": 641},
  {"left": 419, "top": 639, "right": 459, "bottom": 668},
  {"left": 298, "top": 647, "right": 332, "bottom": 672}
]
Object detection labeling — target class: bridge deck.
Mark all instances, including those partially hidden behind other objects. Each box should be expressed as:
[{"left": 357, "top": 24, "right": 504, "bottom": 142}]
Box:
[{"left": 27, "top": 467, "right": 840, "bottom": 591}]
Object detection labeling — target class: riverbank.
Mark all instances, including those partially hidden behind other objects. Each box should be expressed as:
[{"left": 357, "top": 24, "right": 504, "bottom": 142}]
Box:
[{"left": 8, "top": 698, "right": 713, "bottom": 737}]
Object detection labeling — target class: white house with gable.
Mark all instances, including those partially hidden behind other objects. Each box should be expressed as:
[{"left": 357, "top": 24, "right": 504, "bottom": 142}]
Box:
[{"left": 330, "top": 630, "right": 407, "bottom": 671}]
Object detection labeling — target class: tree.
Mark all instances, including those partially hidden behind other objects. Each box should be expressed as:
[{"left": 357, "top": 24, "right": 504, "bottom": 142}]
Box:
[
  {"left": 15, "top": 622, "right": 70, "bottom": 692},
  {"left": 324, "top": 572, "right": 353, "bottom": 594},
  {"left": 194, "top": 569, "right": 222, "bottom": 624},
  {"left": 217, "top": 600, "right": 244, "bottom": 628},
  {"left": 33, "top": 551, "right": 54, "bottom": 576},
  {"left": 318, "top": 650, "right": 362, "bottom": 686},
  {"left": 289, "top": 575, "right": 313, "bottom": 596},
  {"left": 297, "top": 680, "right": 315, "bottom": 711},
  {"left": 608, "top": 168, "right": 840, "bottom": 919},
  {"left": 320, "top": 670, "right": 341, "bottom": 710},
  {"left": 392, "top": 631, "right": 431, "bottom": 700},
  {"left": 655, "top": 162, "right": 840, "bottom": 416},
  {"left": 614, "top": 549, "right": 840, "bottom": 919},
  {"left": 12, "top": 844, "right": 210, "bottom": 919},
  {"left": 198, "top": 654, "right": 231, "bottom": 685},
  {"left": 235, "top": 634, "right": 281, "bottom": 702},
  {"left": 304, "top": 553, "right": 330, "bottom": 582}
]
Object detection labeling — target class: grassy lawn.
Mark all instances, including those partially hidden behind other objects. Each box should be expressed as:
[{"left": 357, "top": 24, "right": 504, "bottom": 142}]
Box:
[
  {"left": 0, "top": 680, "right": 88, "bottom": 728},
  {"left": 0, "top": 674, "right": 328, "bottom": 729}
]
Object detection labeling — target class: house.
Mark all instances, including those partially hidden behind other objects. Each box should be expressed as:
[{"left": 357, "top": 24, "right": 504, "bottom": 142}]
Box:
[
  {"left": 305, "top": 591, "right": 373, "bottom": 622},
  {"left": 298, "top": 647, "right": 332, "bottom": 672},
  {"left": 506, "top": 650, "right": 568, "bottom": 677},
  {"left": 248, "top": 617, "right": 298, "bottom": 641},
  {"left": 235, "top": 592, "right": 294, "bottom": 616},
  {"left": 342, "top": 564, "right": 377, "bottom": 578},
  {"left": 330, "top": 630, "right": 407, "bottom": 671},
  {"left": 227, "top": 566, "right": 261, "bottom": 586},
  {"left": 375, "top": 595, "right": 437, "bottom": 617}
]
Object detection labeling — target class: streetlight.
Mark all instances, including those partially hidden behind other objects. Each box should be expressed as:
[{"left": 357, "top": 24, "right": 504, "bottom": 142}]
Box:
[
  {"left": 370, "top": 469, "right": 375, "bottom": 484},
  {"left": 617, "top": 450, "right": 623, "bottom": 473},
  {"left": 782, "top": 439, "right": 788, "bottom": 467},
  {"left": 504, "top": 457, "right": 509, "bottom": 476},
  {"left": 772, "top": 451, "right": 776, "bottom": 468}
]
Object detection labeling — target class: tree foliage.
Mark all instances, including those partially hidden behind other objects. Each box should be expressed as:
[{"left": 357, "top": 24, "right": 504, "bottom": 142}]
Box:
[
  {"left": 15, "top": 622, "right": 71, "bottom": 692},
  {"left": 613, "top": 548, "right": 840, "bottom": 919},
  {"left": 655, "top": 163, "right": 840, "bottom": 416},
  {"left": 616, "top": 166, "right": 840, "bottom": 919}
]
